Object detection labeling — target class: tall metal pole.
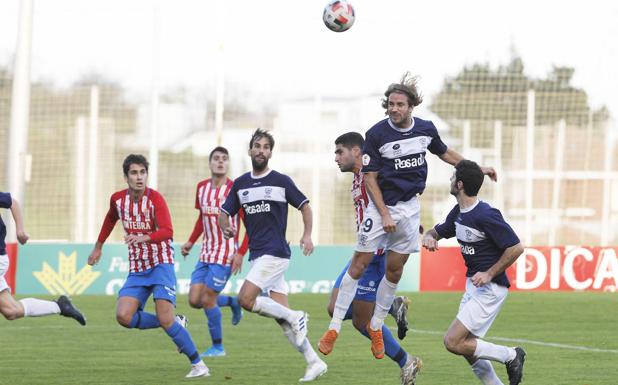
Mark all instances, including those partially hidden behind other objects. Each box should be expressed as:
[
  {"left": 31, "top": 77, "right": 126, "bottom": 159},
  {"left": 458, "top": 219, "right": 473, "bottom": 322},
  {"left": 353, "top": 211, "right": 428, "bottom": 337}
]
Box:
[
  {"left": 149, "top": 0, "right": 161, "bottom": 189},
  {"left": 86, "top": 86, "right": 99, "bottom": 241},
  {"left": 7, "top": 0, "right": 34, "bottom": 243},
  {"left": 525, "top": 90, "right": 535, "bottom": 245}
]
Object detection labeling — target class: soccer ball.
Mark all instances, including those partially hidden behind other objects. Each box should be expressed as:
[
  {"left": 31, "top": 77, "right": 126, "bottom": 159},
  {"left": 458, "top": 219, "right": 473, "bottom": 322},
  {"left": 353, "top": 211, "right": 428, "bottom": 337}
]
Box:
[{"left": 322, "top": 0, "right": 355, "bottom": 33}]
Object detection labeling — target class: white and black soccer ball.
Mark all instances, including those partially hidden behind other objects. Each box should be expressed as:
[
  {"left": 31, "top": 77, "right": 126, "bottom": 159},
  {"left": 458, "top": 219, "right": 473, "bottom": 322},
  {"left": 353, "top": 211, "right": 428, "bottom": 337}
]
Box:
[{"left": 322, "top": 0, "right": 355, "bottom": 32}]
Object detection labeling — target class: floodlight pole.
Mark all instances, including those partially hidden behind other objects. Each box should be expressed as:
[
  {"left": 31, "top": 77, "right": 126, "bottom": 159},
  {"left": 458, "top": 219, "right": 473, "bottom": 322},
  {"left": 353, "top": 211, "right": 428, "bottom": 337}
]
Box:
[
  {"left": 525, "top": 90, "right": 535, "bottom": 246},
  {"left": 7, "top": 0, "right": 34, "bottom": 243}
]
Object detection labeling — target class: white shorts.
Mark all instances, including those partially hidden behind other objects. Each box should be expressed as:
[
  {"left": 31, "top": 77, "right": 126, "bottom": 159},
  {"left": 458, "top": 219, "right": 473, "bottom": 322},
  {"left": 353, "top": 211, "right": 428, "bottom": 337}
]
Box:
[
  {"left": 356, "top": 196, "right": 420, "bottom": 254},
  {"left": 245, "top": 255, "right": 290, "bottom": 295},
  {"left": 0, "top": 254, "right": 10, "bottom": 293},
  {"left": 456, "top": 278, "right": 508, "bottom": 338}
]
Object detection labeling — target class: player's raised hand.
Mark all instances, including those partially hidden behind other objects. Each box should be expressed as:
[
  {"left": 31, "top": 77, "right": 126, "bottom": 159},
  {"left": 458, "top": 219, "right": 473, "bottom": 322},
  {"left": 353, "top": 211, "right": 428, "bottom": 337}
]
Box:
[
  {"left": 481, "top": 166, "right": 498, "bottom": 182},
  {"left": 471, "top": 271, "right": 492, "bottom": 287},
  {"left": 88, "top": 248, "right": 102, "bottom": 266},
  {"left": 231, "top": 253, "right": 243, "bottom": 275},
  {"left": 381, "top": 213, "right": 396, "bottom": 233},
  {"left": 422, "top": 234, "right": 439, "bottom": 251},
  {"left": 16, "top": 230, "right": 29, "bottom": 245},
  {"left": 181, "top": 242, "right": 193, "bottom": 258},
  {"left": 300, "top": 235, "right": 314, "bottom": 256}
]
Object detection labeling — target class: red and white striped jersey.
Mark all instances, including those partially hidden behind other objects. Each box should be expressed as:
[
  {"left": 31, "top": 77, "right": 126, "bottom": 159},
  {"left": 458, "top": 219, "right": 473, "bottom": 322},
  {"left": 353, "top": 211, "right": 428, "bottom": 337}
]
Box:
[
  {"left": 190, "top": 178, "right": 241, "bottom": 265},
  {"left": 97, "top": 188, "right": 174, "bottom": 273},
  {"left": 352, "top": 171, "right": 370, "bottom": 230}
]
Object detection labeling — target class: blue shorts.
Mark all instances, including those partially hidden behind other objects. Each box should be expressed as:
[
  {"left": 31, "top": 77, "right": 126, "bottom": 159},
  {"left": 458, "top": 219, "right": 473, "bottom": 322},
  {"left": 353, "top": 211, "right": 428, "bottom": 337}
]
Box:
[
  {"left": 118, "top": 263, "right": 177, "bottom": 309},
  {"left": 190, "top": 262, "right": 232, "bottom": 293},
  {"left": 333, "top": 253, "right": 385, "bottom": 302}
]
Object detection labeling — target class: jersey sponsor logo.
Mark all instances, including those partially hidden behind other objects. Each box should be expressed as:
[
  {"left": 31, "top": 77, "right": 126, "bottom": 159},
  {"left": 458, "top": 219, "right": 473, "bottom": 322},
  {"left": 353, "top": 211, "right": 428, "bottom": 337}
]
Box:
[
  {"left": 123, "top": 220, "right": 153, "bottom": 231},
  {"left": 201, "top": 206, "right": 220, "bottom": 215},
  {"left": 394, "top": 153, "right": 425, "bottom": 170},
  {"left": 243, "top": 200, "right": 271, "bottom": 214},
  {"left": 362, "top": 154, "right": 370, "bottom": 166},
  {"left": 460, "top": 244, "right": 475, "bottom": 255}
]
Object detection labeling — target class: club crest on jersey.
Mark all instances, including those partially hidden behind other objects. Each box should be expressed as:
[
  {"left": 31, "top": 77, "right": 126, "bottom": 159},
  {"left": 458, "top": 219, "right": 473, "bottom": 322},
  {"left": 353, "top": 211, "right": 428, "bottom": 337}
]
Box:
[
  {"left": 362, "top": 154, "right": 370, "bottom": 166},
  {"left": 243, "top": 200, "right": 271, "bottom": 214},
  {"left": 264, "top": 187, "right": 272, "bottom": 199},
  {"left": 392, "top": 143, "right": 402, "bottom": 156}
]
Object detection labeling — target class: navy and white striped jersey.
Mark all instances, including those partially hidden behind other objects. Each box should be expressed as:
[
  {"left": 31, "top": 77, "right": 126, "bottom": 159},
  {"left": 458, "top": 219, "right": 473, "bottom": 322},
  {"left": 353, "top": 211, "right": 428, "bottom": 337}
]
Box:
[
  {"left": 434, "top": 200, "right": 520, "bottom": 287},
  {"left": 221, "top": 169, "right": 308, "bottom": 261},
  {"left": 362, "top": 117, "right": 448, "bottom": 205}
]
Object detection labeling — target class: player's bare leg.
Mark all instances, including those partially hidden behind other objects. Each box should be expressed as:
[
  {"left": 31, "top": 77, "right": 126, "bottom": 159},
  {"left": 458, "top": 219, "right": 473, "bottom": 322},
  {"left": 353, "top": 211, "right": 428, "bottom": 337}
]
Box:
[
  {"left": 319, "top": 250, "right": 374, "bottom": 355},
  {"left": 0, "top": 289, "right": 25, "bottom": 320},
  {"left": 368, "top": 251, "right": 408, "bottom": 358},
  {"left": 271, "top": 291, "right": 327, "bottom": 382},
  {"left": 445, "top": 318, "right": 523, "bottom": 385},
  {"left": 238, "top": 280, "right": 308, "bottom": 345}
]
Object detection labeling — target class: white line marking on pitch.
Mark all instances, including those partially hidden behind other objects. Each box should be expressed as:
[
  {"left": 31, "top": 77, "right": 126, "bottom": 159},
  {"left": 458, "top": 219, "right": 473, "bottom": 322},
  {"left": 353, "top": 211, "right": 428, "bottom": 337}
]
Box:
[{"left": 404, "top": 328, "right": 618, "bottom": 354}]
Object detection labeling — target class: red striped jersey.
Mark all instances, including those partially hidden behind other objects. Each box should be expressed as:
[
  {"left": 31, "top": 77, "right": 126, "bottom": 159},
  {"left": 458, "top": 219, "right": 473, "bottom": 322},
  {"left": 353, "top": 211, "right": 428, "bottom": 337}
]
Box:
[
  {"left": 97, "top": 188, "right": 174, "bottom": 273},
  {"left": 352, "top": 171, "right": 370, "bottom": 231},
  {"left": 188, "top": 178, "right": 242, "bottom": 265}
]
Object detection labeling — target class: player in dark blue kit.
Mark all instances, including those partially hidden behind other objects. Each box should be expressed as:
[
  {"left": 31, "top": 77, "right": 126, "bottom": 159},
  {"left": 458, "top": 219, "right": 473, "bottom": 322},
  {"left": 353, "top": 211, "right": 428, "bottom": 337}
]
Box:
[
  {"left": 322, "top": 73, "right": 497, "bottom": 367},
  {"left": 422, "top": 160, "right": 526, "bottom": 385},
  {"left": 218, "top": 128, "right": 327, "bottom": 382},
  {"left": 323, "top": 132, "right": 419, "bottom": 384},
  {"left": 0, "top": 192, "right": 85, "bottom": 325}
]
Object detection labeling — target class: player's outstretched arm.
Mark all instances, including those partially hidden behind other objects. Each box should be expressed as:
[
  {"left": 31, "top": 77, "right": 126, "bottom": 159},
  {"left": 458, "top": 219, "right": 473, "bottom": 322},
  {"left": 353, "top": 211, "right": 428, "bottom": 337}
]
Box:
[
  {"left": 364, "top": 171, "right": 395, "bottom": 233},
  {"left": 421, "top": 228, "right": 442, "bottom": 252},
  {"left": 471, "top": 242, "right": 524, "bottom": 287},
  {"left": 299, "top": 203, "right": 314, "bottom": 256},
  {"left": 10, "top": 198, "right": 29, "bottom": 245},
  {"left": 438, "top": 148, "right": 498, "bottom": 182}
]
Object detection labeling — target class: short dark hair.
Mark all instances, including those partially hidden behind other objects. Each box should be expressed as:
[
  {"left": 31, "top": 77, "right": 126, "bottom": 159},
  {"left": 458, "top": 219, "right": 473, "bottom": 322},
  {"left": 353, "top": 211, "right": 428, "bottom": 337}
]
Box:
[
  {"left": 249, "top": 128, "right": 275, "bottom": 150},
  {"left": 381, "top": 72, "right": 423, "bottom": 109},
  {"left": 335, "top": 132, "right": 364, "bottom": 149},
  {"left": 122, "top": 154, "right": 149, "bottom": 176},
  {"left": 209, "top": 146, "right": 229, "bottom": 161},
  {"left": 455, "top": 160, "right": 484, "bottom": 196}
]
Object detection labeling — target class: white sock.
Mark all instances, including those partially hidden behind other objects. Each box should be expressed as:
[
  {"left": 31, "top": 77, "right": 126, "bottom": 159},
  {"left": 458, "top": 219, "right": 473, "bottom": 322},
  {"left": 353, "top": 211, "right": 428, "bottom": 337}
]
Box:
[
  {"left": 19, "top": 298, "right": 60, "bottom": 317},
  {"left": 252, "top": 296, "right": 296, "bottom": 323},
  {"left": 471, "top": 359, "right": 504, "bottom": 385},
  {"left": 328, "top": 272, "right": 358, "bottom": 332},
  {"left": 474, "top": 339, "right": 516, "bottom": 363},
  {"left": 280, "top": 321, "right": 319, "bottom": 364},
  {"left": 369, "top": 277, "right": 397, "bottom": 330}
]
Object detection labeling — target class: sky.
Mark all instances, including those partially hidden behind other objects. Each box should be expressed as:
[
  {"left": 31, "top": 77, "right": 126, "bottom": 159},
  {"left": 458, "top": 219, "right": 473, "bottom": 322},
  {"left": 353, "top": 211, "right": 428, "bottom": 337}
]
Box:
[{"left": 1, "top": 0, "right": 617, "bottom": 116}]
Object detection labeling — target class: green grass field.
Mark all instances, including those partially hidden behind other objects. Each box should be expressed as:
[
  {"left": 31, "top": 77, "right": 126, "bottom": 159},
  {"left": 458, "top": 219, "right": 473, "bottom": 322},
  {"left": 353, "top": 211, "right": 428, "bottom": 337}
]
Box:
[{"left": 1, "top": 292, "right": 617, "bottom": 385}]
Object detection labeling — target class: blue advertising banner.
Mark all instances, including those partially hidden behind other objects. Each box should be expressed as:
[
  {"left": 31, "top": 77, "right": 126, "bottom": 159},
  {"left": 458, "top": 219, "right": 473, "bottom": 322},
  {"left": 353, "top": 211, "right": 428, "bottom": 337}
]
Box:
[{"left": 15, "top": 244, "right": 419, "bottom": 295}]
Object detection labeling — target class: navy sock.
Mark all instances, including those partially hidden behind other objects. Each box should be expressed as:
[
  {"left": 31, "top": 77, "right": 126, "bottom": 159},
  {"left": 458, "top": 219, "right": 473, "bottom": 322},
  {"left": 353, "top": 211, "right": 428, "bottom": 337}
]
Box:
[
  {"left": 165, "top": 322, "right": 200, "bottom": 364},
  {"left": 205, "top": 306, "right": 223, "bottom": 347},
  {"left": 128, "top": 311, "right": 160, "bottom": 329}
]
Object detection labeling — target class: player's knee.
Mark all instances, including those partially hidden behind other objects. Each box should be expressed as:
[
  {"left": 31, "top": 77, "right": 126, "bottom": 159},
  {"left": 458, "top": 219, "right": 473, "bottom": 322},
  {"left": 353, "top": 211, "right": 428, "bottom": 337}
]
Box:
[
  {"left": 443, "top": 334, "right": 462, "bottom": 355},
  {"left": 158, "top": 317, "right": 175, "bottom": 330},
  {"left": 348, "top": 263, "right": 367, "bottom": 279},
  {"left": 188, "top": 296, "right": 202, "bottom": 309},
  {"left": 238, "top": 295, "right": 254, "bottom": 311},
  {"left": 116, "top": 312, "right": 134, "bottom": 328},
  {"left": 385, "top": 267, "right": 403, "bottom": 283},
  {"left": 1, "top": 306, "right": 20, "bottom": 320},
  {"left": 201, "top": 293, "right": 217, "bottom": 309}
]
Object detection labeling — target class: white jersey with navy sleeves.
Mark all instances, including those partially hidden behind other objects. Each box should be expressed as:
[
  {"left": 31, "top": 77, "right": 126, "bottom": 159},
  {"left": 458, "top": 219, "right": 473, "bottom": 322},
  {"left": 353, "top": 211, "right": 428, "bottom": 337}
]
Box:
[
  {"left": 434, "top": 200, "right": 520, "bottom": 287},
  {"left": 362, "top": 117, "right": 448, "bottom": 206},
  {"left": 221, "top": 169, "right": 308, "bottom": 261}
]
